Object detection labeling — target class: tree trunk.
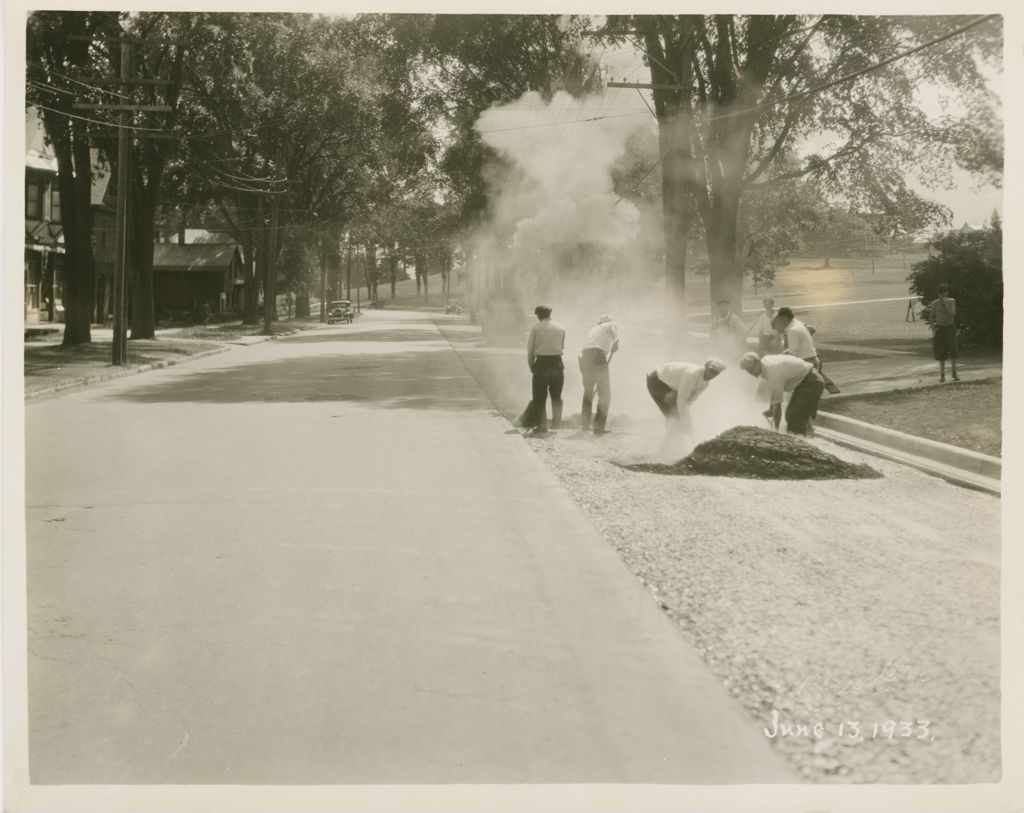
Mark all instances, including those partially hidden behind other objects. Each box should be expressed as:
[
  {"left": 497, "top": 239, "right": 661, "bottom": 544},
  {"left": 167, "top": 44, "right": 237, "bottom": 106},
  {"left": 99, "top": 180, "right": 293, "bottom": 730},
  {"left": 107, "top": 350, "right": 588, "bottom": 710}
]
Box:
[
  {"left": 365, "top": 242, "right": 377, "bottom": 301},
  {"left": 390, "top": 256, "right": 397, "bottom": 299},
  {"left": 706, "top": 179, "right": 745, "bottom": 308},
  {"left": 416, "top": 253, "right": 428, "bottom": 300},
  {"left": 261, "top": 196, "right": 273, "bottom": 334},
  {"left": 55, "top": 116, "right": 95, "bottom": 346},
  {"left": 130, "top": 175, "right": 158, "bottom": 339},
  {"left": 659, "top": 115, "right": 690, "bottom": 317},
  {"left": 346, "top": 242, "right": 353, "bottom": 301},
  {"left": 242, "top": 224, "right": 258, "bottom": 324},
  {"left": 318, "top": 238, "right": 327, "bottom": 322}
]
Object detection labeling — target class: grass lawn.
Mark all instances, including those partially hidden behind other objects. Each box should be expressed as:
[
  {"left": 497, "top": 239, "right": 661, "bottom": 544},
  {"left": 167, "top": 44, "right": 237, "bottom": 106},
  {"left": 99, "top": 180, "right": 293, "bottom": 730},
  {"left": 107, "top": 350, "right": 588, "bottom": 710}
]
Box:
[
  {"left": 24, "top": 338, "right": 223, "bottom": 396},
  {"left": 822, "top": 378, "right": 1002, "bottom": 457}
]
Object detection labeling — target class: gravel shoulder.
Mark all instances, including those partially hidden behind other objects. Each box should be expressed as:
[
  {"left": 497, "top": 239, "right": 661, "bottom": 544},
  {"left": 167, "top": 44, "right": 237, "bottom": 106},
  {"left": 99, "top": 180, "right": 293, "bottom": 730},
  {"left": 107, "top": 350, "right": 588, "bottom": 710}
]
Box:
[
  {"left": 523, "top": 423, "right": 1000, "bottom": 783},
  {"left": 439, "top": 319, "right": 1001, "bottom": 785}
]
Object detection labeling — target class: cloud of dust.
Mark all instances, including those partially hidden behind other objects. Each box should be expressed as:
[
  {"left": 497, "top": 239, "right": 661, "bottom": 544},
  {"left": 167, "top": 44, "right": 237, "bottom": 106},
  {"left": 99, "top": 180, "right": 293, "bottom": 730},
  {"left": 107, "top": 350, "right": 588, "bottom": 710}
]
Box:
[{"left": 465, "top": 88, "right": 769, "bottom": 459}]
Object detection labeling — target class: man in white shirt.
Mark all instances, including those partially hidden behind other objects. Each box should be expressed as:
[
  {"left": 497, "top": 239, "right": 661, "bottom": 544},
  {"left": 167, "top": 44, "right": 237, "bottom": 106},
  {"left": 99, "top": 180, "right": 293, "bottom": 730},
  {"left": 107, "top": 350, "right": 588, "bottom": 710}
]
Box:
[
  {"left": 775, "top": 307, "right": 819, "bottom": 369},
  {"left": 748, "top": 297, "right": 781, "bottom": 355},
  {"left": 739, "top": 352, "right": 824, "bottom": 436},
  {"left": 646, "top": 358, "right": 727, "bottom": 441},
  {"left": 578, "top": 314, "right": 619, "bottom": 435},
  {"left": 526, "top": 305, "right": 567, "bottom": 434}
]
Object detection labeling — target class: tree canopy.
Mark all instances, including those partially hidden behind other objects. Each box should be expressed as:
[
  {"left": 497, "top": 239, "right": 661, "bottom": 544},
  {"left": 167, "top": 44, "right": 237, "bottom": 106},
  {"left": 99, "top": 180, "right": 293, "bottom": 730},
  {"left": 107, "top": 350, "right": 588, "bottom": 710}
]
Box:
[{"left": 595, "top": 14, "right": 1002, "bottom": 308}]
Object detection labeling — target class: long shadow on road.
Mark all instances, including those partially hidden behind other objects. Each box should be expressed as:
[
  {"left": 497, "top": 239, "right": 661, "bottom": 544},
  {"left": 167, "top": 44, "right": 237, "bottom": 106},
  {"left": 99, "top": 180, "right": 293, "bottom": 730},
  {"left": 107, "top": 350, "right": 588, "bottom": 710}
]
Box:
[
  {"left": 105, "top": 348, "right": 492, "bottom": 409},
  {"left": 281, "top": 328, "right": 460, "bottom": 345}
]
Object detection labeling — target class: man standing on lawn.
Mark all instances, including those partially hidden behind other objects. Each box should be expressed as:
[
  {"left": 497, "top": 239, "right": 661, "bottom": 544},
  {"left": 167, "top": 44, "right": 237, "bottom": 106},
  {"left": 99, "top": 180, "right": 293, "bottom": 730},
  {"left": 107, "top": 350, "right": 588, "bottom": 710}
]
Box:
[
  {"left": 927, "top": 283, "right": 960, "bottom": 382},
  {"left": 526, "top": 305, "right": 567, "bottom": 435},
  {"left": 774, "top": 307, "right": 820, "bottom": 369},
  {"left": 578, "top": 314, "right": 619, "bottom": 435},
  {"left": 646, "top": 359, "right": 727, "bottom": 447},
  {"left": 739, "top": 352, "right": 824, "bottom": 436}
]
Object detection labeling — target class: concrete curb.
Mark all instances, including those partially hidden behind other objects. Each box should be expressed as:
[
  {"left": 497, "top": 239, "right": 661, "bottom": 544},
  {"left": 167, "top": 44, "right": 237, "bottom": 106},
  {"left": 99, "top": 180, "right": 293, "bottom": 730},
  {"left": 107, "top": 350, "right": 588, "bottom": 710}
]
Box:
[
  {"left": 816, "top": 410, "right": 1001, "bottom": 495},
  {"left": 25, "top": 344, "right": 235, "bottom": 402}
]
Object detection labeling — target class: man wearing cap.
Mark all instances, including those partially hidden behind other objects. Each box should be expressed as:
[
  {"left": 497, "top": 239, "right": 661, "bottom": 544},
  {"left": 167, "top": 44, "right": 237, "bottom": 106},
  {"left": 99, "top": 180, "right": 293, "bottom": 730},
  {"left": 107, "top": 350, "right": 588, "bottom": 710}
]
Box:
[
  {"left": 578, "top": 314, "right": 619, "bottom": 435},
  {"left": 526, "top": 305, "right": 567, "bottom": 434},
  {"left": 739, "top": 352, "right": 824, "bottom": 436},
  {"left": 646, "top": 359, "right": 727, "bottom": 443}
]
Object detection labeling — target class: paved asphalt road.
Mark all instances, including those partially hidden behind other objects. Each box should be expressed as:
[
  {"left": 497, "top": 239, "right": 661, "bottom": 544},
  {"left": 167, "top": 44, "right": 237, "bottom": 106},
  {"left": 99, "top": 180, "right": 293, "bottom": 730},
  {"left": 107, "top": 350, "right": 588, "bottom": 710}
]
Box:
[{"left": 25, "top": 310, "right": 792, "bottom": 785}]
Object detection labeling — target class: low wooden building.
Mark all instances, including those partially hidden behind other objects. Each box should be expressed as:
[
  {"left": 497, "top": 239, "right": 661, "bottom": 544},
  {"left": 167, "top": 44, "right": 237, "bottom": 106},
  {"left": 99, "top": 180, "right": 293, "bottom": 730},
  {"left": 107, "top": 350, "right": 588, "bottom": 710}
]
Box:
[{"left": 152, "top": 243, "right": 245, "bottom": 319}]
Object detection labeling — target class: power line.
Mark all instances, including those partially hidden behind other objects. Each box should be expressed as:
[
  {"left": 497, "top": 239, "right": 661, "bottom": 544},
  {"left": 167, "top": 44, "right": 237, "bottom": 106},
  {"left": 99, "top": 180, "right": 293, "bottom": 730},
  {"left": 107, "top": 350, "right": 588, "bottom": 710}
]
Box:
[
  {"left": 29, "top": 65, "right": 128, "bottom": 100},
  {"left": 33, "top": 102, "right": 171, "bottom": 133},
  {"left": 181, "top": 142, "right": 289, "bottom": 184},
  {"left": 477, "top": 109, "right": 648, "bottom": 134}
]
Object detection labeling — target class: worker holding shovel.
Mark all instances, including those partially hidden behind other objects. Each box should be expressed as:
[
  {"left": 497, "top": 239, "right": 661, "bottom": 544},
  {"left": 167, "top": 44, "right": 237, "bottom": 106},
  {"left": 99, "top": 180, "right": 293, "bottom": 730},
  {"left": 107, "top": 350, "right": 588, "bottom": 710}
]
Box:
[
  {"left": 578, "top": 314, "right": 619, "bottom": 435},
  {"left": 646, "top": 359, "right": 727, "bottom": 450},
  {"left": 740, "top": 352, "right": 824, "bottom": 436}
]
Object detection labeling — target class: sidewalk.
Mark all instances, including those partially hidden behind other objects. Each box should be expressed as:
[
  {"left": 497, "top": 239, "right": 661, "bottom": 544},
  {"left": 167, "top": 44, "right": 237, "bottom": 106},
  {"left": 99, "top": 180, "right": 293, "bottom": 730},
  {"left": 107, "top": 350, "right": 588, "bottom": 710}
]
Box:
[
  {"left": 688, "top": 331, "right": 1002, "bottom": 398},
  {"left": 819, "top": 354, "right": 1001, "bottom": 397},
  {"left": 23, "top": 318, "right": 327, "bottom": 399}
]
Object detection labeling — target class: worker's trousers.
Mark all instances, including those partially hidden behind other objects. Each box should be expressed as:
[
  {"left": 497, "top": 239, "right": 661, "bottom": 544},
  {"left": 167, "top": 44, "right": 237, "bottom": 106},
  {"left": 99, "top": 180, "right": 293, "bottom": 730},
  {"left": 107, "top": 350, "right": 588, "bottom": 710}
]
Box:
[
  {"left": 579, "top": 348, "right": 610, "bottom": 431},
  {"left": 531, "top": 355, "right": 564, "bottom": 430},
  {"left": 785, "top": 370, "right": 824, "bottom": 435}
]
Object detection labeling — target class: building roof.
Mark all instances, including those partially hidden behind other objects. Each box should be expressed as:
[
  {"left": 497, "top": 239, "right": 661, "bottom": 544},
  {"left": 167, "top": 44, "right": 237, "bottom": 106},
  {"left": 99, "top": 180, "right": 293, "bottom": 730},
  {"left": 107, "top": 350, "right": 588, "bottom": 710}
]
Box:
[
  {"left": 152, "top": 243, "right": 241, "bottom": 271},
  {"left": 26, "top": 107, "right": 114, "bottom": 204}
]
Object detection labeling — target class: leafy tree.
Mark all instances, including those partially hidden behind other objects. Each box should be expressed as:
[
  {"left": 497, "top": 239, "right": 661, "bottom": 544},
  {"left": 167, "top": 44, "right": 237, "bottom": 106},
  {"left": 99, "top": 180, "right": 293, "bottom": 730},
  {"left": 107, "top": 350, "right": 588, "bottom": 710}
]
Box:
[
  {"left": 165, "top": 13, "right": 443, "bottom": 324},
  {"left": 800, "top": 206, "right": 883, "bottom": 268},
  {"left": 26, "top": 11, "right": 120, "bottom": 345},
  {"left": 366, "top": 14, "right": 602, "bottom": 229},
  {"left": 120, "top": 12, "right": 191, "bottom": 339},
  {"left": 738, "top": 179, "right": 823, "bottom": 289},
  {"left": 596, "top": 14, "right": 1002, "bottom": 311},
  {"left": 908, "top": 218, "right": 1002, "bottom": 347}
]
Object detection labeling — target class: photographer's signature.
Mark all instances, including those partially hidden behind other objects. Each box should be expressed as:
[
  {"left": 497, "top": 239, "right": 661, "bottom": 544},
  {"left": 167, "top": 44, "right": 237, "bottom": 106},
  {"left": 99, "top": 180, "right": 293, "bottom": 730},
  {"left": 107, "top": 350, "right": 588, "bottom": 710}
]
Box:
[{"left": 793, "top": 658, "right": 929, "bottom": 715}]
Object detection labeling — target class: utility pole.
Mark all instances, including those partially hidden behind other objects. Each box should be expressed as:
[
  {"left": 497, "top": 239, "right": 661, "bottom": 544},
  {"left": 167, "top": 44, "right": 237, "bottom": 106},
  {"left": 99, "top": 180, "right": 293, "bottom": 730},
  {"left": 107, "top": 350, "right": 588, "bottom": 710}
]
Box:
[
  {"left": 262, "top": 143, "right": 283, "bottom": 335},
  {"left": 346, "top": 239, "right": 353, "bottom": 302},
  {"left": 111, "top": 42, "right": 131, "bottom": 365},
  {"left": 318, "top": 236, "right": 327, "bottom": 323},
  {"left": 72, "top": 34, "right": 174, "bottom": 365}
]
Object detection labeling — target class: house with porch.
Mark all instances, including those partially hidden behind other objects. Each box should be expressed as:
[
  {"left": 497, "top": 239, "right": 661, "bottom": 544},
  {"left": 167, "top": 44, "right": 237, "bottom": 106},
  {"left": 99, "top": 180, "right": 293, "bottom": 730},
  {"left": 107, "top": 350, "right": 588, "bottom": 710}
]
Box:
[
  {"left": 25, "top": 106, "right": 115, "bottom": 325},
  {"left": 24, "top": 110, "right": 63, "bottom": 323}
]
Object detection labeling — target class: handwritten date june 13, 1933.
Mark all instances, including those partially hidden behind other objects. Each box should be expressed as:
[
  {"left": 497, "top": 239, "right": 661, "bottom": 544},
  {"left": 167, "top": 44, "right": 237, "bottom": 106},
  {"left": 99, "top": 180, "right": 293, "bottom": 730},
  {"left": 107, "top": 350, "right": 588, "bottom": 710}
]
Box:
[{"left": 763, "top": 709, "right": 935, "bottom": 742}]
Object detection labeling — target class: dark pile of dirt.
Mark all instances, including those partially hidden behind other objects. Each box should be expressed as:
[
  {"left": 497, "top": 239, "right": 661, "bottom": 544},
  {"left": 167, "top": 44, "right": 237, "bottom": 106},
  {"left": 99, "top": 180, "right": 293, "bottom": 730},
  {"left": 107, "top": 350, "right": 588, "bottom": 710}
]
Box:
[{"left": 622, "top": 425, "right": 883, "bottom": 480}]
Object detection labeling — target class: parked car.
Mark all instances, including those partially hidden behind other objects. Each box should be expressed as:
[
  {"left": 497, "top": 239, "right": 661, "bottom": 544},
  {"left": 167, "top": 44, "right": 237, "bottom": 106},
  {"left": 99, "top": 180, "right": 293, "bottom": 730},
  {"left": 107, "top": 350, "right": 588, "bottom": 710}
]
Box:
[{"left": 327, "top": 300, "right": 354, "bottom": 324}]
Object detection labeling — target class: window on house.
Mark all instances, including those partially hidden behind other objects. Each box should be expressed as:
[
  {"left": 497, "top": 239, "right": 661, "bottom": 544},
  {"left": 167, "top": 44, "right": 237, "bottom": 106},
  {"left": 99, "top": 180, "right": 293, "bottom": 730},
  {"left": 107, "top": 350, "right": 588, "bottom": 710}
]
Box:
[
  {"left": 26, "top": 178, "right": 43, "bottom": 220},
  {"left": 50, "top": 187, "right": 61, "bottom": 224}
]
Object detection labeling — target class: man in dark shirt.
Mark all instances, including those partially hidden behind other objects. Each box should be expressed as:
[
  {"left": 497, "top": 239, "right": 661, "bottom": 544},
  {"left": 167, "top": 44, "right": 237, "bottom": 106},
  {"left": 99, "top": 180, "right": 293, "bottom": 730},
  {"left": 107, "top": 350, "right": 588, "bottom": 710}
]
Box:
[{"left": 928, "top": 283, "right": 959, "bottom": 382}]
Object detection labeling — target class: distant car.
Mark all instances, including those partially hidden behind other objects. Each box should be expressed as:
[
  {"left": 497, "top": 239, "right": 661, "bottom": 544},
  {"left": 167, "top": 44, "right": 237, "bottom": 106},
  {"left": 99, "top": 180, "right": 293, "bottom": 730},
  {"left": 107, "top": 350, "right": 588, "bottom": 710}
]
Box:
[{"left": 327, "top": 300, "right": 354, "bottom": 324}]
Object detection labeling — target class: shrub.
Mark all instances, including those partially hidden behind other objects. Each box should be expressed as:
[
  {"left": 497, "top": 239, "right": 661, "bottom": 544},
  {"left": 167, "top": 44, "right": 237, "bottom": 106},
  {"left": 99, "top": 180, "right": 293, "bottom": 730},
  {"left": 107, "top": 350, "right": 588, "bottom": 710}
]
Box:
[{"left": 908, "top": 219, "right": 1002, "bottom": 347}]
